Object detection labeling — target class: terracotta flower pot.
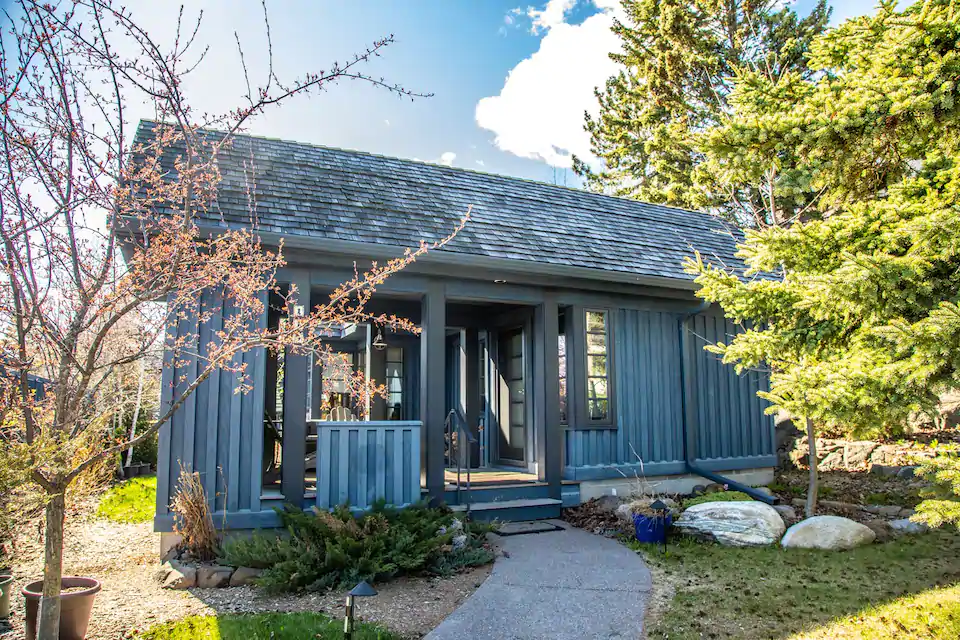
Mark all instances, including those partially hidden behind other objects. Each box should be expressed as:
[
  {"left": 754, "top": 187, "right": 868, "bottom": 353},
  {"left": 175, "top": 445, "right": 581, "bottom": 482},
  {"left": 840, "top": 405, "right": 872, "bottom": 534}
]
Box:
[
  {"left": 22, "top": 576, "right": 101, "bottom": 640},
  {"left": 0, "top": 574, "right": 12, "bottom": 619}
]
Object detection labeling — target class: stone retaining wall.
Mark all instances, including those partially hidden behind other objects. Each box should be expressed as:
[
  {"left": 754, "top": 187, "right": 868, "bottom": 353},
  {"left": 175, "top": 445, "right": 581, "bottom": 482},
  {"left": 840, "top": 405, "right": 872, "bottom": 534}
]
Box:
[{"left": 784, "top": 435, "right": 938, "bottom": 472}]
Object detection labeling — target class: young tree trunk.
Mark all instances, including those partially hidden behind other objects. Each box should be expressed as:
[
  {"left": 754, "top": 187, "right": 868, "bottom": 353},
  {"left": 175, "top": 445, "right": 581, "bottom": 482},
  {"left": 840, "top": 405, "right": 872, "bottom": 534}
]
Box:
[
  {"left": 805, "top": 417, "right": 818, "bottom": 518},
  {"left": 37, "top": 489, "right": 65, "bottom": 639},
  {"left": 125, "top": 362, "right": 146, "bottom": 468}
]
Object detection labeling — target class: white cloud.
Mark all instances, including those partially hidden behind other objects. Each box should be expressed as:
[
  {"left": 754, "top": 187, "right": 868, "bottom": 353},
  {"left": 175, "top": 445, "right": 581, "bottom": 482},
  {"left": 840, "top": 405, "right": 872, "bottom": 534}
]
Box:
[
  {"left": 438, "top": 151, "right": 457, "bottom": 166},
  {"left": 526, "top": 0, "right": 577, "bottom": 34},
  {"left": 476, "top": 160, "right": 485, "bottom": 167},
  {"left": 476, "top": 1, "right": 624, "bottom": 169},
  {"left": 384, "top": 119, "right": 390, "bottom": 126}
]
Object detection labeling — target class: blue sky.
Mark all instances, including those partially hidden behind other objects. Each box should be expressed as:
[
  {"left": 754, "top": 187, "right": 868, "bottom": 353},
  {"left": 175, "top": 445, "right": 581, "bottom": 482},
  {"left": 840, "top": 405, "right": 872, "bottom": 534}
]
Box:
[{"left": 6, "top": 0, "right": 898, "bottom": 184}]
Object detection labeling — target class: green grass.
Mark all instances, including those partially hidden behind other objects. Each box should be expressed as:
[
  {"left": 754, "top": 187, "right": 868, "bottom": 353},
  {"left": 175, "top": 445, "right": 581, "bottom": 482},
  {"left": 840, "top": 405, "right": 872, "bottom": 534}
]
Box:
[
  {"left": 137, "top": 612, "right": 399, "bottom": 640},
  {"left": 632, "top": 528, "right": 960, "bottom": 639},
  {"left": 96, "top": 475, "right": 156, "bottom": 524},
  {"left": 792, "top": 583, "right": 960, "bottom": 639}
]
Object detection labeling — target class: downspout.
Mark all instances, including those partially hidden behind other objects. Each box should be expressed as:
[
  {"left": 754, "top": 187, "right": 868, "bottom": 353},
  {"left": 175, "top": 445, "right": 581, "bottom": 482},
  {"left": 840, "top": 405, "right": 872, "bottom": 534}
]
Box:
[{"left": 677, "top": 301, "right": 777, "bottom": 505}]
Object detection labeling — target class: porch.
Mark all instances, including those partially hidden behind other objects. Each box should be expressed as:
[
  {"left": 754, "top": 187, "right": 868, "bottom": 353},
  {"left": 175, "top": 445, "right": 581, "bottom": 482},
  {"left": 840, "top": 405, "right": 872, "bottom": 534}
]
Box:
[{"left": 254, "top": 282, "right": 572, "bottom": 522}]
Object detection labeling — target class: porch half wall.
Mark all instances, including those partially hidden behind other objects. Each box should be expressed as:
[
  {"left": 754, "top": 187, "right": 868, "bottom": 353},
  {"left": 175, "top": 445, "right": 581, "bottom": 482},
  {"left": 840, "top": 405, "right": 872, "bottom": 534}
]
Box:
[{"left": 563, "top": 308, "right": 776, "bottom": 481}]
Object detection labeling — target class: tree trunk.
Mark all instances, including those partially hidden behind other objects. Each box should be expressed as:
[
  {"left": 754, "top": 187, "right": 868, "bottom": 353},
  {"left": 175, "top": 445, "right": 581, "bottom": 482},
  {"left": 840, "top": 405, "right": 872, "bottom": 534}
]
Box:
[
  {"left": 805, "top": 417, "right": 818, "bottom": 518},
  {"left": 125, "top": 361, "right": 146, "bottom": 468},
  {"left": 37, "top": 490, "right": 65, "bottom": 640}
]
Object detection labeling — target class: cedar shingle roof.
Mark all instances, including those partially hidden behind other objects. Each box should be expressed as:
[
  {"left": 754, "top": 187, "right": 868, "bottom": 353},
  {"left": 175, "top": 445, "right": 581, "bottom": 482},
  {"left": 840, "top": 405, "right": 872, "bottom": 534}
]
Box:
[{"left": 135, "top": 120, "right": 743, "bottom": 285}]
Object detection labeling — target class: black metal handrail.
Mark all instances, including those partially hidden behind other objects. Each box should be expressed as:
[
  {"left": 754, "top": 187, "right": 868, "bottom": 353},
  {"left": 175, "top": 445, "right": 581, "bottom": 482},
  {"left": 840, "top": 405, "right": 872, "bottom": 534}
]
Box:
[{"left": 444, "top": 408, "right": 478, "bottom": 515}]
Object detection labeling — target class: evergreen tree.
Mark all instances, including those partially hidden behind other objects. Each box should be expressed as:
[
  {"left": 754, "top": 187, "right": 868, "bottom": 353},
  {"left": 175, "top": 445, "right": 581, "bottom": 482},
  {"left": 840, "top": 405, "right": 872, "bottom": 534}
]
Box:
[
  {"left": 686, "top": 0, "right": 960, "bottom": 518},
  {"left": 575, "top": 0, "right": 829, "bottom": 226}
]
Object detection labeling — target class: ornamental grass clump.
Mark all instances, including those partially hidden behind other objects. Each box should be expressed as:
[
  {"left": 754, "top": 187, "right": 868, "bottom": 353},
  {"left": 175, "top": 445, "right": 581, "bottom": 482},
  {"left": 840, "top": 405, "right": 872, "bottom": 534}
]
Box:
[
  {"left": 221, "top": 501, "right": 494, "bottom": 593},
  {"left": 170, "top": 465, "right": 220, "bottom": 561}
]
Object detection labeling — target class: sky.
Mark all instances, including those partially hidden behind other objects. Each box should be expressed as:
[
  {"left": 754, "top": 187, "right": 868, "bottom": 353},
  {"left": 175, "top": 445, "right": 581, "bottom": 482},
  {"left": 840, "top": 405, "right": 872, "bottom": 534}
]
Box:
[{"left": 4, "top": 0, "right": 900, "bottom": 185}]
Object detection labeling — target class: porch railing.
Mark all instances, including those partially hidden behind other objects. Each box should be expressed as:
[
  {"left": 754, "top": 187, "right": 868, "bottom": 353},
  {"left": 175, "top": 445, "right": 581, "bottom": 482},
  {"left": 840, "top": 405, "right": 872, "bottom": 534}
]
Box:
[
  {"left": 445, "top": 408, "right": 477, "bottom": 512},
  {"left": 311, "top": 420, "right": 421, "bottom": 511}
]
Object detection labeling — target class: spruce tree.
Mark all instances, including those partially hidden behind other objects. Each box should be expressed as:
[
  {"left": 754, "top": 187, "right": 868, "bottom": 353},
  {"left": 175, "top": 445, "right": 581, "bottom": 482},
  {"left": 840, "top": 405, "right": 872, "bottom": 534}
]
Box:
[
  {"left": 575, "top": 0, "right": 829, "bottom": 226},
  {"left": 686, "top": 0, "right": 960, "bottom": 520}
]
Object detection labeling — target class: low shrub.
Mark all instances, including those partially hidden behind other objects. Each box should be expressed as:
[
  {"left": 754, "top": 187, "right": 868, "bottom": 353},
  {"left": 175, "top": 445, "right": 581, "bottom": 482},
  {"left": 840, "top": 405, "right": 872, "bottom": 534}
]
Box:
[
  {"left": 682, "top": 491, "right": 754, "bottom": 508},
  {"left": 221, "top": 501, "right": 494, "bottom": 593}
]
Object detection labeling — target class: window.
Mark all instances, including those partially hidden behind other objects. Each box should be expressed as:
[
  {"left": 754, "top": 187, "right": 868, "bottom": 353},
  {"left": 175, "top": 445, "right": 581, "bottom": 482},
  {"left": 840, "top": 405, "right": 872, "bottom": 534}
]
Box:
[
  {"left": 385, "top": 347, "right": 404, "bottom": 420},
  {"left": 558, "top": 310, "right": 568, "bottom": 424},
  {"left": 585, "top": 310, "right": 610, "bottom": 422}
]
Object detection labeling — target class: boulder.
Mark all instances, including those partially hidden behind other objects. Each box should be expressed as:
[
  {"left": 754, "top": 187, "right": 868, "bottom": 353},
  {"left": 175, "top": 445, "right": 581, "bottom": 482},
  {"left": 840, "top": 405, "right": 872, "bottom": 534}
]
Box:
[
  {"left": 675, "top": 501, "right": 785, "bottom": 547},
  {"left": 229, "top": 567, "right": 263, "bottom": 587},
  {"left": 196, "top": 565, "right": 234, "bottom": 588},
  {"left": 863, "top": 520, "right": 894, "bottom": 543},
  {"left": 773, "top": 505, "right": 797, "bottom": 523},
  {"left": 878, "top": 505, "right": 903, "bottom": 518},
  {"left": 781, "top": 516, "right": 876, "bottom": 550},
  {"left": 896, "top": 466, "right": 918, "bottom": 479},
  {"left": 752, "top": 486, "right": 775, "bottom": 498},
  {"left": 844, "top": 441, "right": 878, "bottom": 468},
  {"left": 157, "top": 561, "right": 197, "bottom": 590},
  {"left": 889, "top": 518, "right": 929, "bottom": 536},
  {"left": 593, "top": 494, "right": 622, "bottom": 514}
]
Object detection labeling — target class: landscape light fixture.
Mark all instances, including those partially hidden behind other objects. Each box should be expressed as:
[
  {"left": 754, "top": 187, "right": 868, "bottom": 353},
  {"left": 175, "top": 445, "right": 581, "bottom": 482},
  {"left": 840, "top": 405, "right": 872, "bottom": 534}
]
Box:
[
  {"left": 650, "top": 498, "right": 670, "bottom": 554},
  {"left": 343, "top": 580, "right": 378, "bottom": 639}
]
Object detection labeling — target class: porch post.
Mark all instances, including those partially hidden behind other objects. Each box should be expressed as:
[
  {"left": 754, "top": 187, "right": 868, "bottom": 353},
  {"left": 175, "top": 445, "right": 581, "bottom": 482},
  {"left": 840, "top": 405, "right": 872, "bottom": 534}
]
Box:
[
  {"left": 281, "top": 271, "right": 310, "bottom": 506},
  {"left": 535, "top": 293, "right": 562, "bottom": 500},
  {"left": 464, "top": 327, "right": 481, "bottom": 468},
  {"left": 420, "top": 280, "right": 446, "bottom": 503}
]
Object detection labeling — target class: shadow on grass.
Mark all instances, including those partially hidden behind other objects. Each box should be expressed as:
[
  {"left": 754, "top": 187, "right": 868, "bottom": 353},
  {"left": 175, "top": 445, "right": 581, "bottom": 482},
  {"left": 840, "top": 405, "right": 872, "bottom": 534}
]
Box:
[{"left": 634, "top": 528, "right": 960, "bottom": 640}]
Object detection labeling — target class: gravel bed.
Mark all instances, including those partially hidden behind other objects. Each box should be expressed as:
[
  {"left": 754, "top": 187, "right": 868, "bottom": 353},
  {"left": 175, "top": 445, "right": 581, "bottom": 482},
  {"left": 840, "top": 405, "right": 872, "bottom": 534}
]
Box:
[{"left": 1, "top": 504, "right": 492, "bottom": 639}]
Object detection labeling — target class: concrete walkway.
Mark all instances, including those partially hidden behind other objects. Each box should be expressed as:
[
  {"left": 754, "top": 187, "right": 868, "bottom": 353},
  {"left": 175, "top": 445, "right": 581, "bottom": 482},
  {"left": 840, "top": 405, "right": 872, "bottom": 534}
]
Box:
[{"left": 426, "top": 521, "right": 652, "bottom": 640}]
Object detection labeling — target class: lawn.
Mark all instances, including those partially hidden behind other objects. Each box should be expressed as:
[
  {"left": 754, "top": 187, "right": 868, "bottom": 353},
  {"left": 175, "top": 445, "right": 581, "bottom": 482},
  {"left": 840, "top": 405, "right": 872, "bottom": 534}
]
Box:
[
  {"left": 138, "top": 612, "right": 399, "bottom": 639},
  {"left": 96, "top": 475, "right": 157, "bottom": 524},
  {"left": 633, "top": 528, "right": 960, "bottom": 639}
]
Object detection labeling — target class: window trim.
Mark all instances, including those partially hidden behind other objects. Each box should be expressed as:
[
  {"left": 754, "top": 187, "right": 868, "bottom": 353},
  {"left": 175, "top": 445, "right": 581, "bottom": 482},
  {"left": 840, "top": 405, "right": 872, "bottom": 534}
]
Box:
[{"left": 572, "top": 306, "right": 616, "bottom": 429}]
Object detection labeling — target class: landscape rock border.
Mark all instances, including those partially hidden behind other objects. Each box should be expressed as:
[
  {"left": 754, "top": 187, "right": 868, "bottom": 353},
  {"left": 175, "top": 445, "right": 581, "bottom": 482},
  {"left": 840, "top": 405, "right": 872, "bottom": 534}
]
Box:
[{"left": 155, "top": 560, "right": 260, "bottom": 590}]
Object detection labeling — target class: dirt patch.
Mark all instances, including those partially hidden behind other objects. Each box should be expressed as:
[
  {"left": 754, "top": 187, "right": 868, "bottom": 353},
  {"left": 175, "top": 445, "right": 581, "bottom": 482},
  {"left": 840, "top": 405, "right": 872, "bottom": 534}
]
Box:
[
  {"left": 2, "top": 503, "right": 491, "bottom": 639},
  {"left": 771, "top": 469, "right": 925, "bottom": 509}
]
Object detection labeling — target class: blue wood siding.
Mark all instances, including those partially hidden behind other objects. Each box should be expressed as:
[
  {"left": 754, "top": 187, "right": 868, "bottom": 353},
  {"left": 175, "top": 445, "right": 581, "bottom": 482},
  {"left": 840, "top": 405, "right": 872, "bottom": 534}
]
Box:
[
  {"left": 564, "top": 308, "right": 775, "bottom": 480},
  {"left": 155, "top": 288, "right": 267, "bottom": 529},
  {"left": 314, "top": 421, "right": 422, "bottom": 510}
]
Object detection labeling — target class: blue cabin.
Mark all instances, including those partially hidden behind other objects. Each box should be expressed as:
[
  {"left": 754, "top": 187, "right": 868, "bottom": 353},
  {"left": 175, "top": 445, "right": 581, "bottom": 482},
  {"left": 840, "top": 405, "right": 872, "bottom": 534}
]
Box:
[{"left": 138, "top": 121, "right": 775, "bottom": 543}]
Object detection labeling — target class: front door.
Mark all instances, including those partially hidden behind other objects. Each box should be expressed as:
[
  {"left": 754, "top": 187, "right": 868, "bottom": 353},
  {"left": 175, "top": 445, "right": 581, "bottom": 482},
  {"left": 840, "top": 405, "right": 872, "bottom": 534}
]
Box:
[{"left": 496, "top": 327, "right": 526, "bottom": 465}]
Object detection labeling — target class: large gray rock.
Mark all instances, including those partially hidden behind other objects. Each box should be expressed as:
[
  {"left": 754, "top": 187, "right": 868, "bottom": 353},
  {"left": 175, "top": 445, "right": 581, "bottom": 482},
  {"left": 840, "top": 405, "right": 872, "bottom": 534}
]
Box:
[
  {"left": 196, "top": 565, "right": 234, "bottom": 588},
  {"left": 675, "top": 501, "right": 785, "bottom": 547},
  {"left": 229, "top": 566, "right": 263, "bottom": 587},
  {"left": 781, "top": 516, "right": 876, "bottom": 550},
  {"left": 889, "top": 518, "right": 929, "bottom": 536},
  {"left": 157, "top": 561, "right": 197, "bottom": 590}
]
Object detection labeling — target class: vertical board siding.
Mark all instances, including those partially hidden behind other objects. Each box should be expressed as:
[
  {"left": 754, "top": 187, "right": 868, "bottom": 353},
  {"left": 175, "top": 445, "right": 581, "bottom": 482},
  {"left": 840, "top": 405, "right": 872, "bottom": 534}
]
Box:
[
  {"left": 689, "top": 313, "right": 775, "bottom": 463},
  {"left": 315, "top": 422, "right": 422, "bottom": 510},
  {"left": 155, "top": 290, "right": 267, "bottom": 526},
  {"left": 564, "top": 310, "right": 684, "bottom": 469},
  {"left": 563, "top": 308, "right": 775, "bottom": 478}
]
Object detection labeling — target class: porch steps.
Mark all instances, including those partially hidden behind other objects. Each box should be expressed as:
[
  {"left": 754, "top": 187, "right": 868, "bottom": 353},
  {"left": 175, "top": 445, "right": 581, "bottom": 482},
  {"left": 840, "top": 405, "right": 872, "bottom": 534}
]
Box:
[
  {"left": 451, "top": 497, "right": 563, "bottom": 522},
  {"left": 440, "top": 482, "right": 580, "bottom": 521}
]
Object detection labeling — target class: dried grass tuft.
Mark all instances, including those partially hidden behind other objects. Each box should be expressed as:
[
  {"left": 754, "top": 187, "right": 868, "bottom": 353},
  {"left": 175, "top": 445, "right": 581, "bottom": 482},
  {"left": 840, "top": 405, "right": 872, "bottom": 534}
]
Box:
[{"left": 170, "top": 463, "right": 219, "bottom": 561}]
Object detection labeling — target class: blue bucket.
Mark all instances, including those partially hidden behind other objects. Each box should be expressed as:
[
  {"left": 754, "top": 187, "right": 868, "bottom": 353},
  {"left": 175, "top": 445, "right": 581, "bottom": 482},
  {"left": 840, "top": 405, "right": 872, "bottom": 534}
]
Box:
[{"left": 633, "top": 512, "right": 672, "bottom": 544}]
